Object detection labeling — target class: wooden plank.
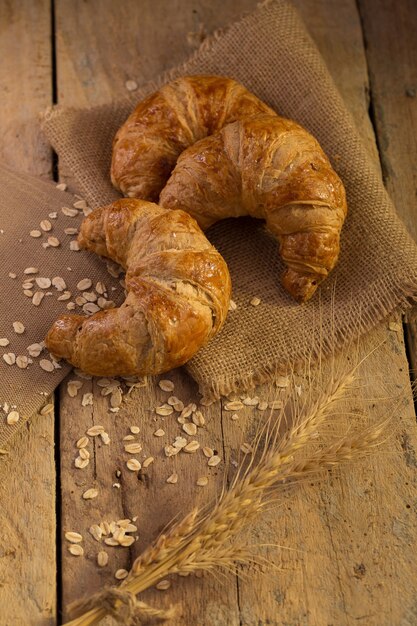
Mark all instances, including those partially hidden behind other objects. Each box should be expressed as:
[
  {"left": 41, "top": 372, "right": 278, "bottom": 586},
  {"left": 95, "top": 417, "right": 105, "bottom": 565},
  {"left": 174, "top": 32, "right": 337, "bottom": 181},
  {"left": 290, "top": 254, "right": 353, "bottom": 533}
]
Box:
[
  {"left": 230, "top": 1, "right": 417, "bottom": 624},
  {"left": 54, "top": 1, "right": 417, "bottom": 625},
  {"left": 356, "top": 0, "right": 417, "bottom": 373},
  {"left": 0, "top": 1, "right": 56, "bottom": 624},
  {"left": 54, "top": 1, "right": 256, "bottom": 621}
]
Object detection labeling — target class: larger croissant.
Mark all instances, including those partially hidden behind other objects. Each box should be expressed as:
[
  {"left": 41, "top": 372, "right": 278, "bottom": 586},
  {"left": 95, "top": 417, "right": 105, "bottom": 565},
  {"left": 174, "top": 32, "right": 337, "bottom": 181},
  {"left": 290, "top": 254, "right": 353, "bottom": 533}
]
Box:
[
  {"left": 45, "top": 199, "right": 231, "bottom": 376},
  {"left": 111, "top": 75, "right": 274, "bottom": 201},
  {"left": 160, "top": 114, "right": 347, "bottom": 302}
]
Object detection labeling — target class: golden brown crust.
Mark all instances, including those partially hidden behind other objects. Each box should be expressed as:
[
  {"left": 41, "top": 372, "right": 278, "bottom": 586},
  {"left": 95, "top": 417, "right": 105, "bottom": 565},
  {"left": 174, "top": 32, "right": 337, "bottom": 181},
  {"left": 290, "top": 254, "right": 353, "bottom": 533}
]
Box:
[
  {"left": 45, "top": 199, "right": 231, "bottom": 376},
  {"left": 159, "top": 114, "right": 347, "bottom": 302},
  {"left": 111, "top": 75, "right": 274, "bottom": 201}
]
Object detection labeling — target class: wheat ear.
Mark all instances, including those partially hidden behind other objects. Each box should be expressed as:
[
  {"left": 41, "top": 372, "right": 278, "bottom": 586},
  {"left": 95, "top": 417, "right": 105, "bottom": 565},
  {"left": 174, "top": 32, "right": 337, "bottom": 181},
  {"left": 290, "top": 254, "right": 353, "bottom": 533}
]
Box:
[{"left": 65, "top": 370, "right": 385, "bottom": 626}]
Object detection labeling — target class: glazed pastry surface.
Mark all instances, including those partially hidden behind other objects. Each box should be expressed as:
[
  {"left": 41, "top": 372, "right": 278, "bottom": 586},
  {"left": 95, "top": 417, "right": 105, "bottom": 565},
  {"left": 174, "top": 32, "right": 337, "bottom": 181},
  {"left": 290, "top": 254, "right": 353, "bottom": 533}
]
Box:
[{"left": 45, "top": 199, "right": 231, "bottom": 376}]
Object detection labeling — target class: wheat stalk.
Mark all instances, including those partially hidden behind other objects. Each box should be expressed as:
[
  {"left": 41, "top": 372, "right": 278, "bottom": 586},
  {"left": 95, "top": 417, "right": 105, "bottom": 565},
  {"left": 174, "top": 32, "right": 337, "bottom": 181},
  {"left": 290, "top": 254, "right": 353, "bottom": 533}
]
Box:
[{"left": 65, "top": 369, "right": 386, "bottom": 626}]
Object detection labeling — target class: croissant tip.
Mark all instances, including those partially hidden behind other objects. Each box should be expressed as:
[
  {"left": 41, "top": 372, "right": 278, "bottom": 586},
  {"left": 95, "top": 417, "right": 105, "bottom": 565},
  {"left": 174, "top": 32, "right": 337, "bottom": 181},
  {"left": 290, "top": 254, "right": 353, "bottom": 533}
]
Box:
[
  {"left": 45, "top": 315, "right": 84, "bottom": 362},
  {"left": 281, "top": 269, "right": 321, "bottom": 303}
]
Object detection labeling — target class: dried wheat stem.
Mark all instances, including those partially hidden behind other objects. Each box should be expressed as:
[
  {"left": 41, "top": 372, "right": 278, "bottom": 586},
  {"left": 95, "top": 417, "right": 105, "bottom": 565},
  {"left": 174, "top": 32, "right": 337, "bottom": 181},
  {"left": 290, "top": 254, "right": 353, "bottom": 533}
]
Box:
[{"left": 65, "top": 370, "right": 383, "bottom": 626}]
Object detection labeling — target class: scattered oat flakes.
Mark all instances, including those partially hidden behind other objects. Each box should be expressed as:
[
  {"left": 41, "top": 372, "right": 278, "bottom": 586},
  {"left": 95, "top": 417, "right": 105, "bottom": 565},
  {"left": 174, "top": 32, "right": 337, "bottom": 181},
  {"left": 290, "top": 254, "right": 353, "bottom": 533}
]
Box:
[
  {"left": 250, "top": 296, "right": 261, "bottom": 306},
  {"left": 155, "top": 404, "right": 173, "bottom": 416},
  {"left": 13, "top": 321, "right": 25, "bottom": 334},
  {"left": 56, "top": 182, "right": 67, "bottom": 191},
  {"left": 110, "top": 387, "right": 122, "bottom": 408},
  {"left": 73, "top": 199, "right": 87, "bottom": 210},
  {"left": 40, "top": 219, "right": 52, "bottom": 232},
  {"left": 202, "top": 447, "right": 214, "bottom": 458},
  {"left": 224, "top": 400, "right": 243, "bottom": 411},
  {"left": 240, "top": 443, "right": 253, "bottom": 454},
  {"left": 83, "top": 302, "right": 100, "bottom": 315},
  {"left": 70, "top": 240, "right": 80, "bottom": 251},
  {"left": 101, "top": 432, "right": 111, "bottom": 445},
  {"left": 142, "top": 456, "right": 154, "bottom": 468},
  {"left": 166, "top": 473, "right": 178, "bottom": 484},
  {"left": 123, "top": 435, "right": 135, "bottom": 441},
  {"left": 65, "top": 531, "right": 83, "bottom": 543},
  {"left": 115, "top": 569, "right": 129, "bottom": 580},
  {"left": 24, "top": 289, "right": 33, "bottom": 297},
  {"left": 87, "top": 425, "right": 105, "bottom": 436},
  {"left": 47, "top": 236, "right": 60, "bottom": 247},
  {"left": 83, "top": 291, "right": 97, "bottom": 302},
  {"left": 82, "top": 488, "right": 98, "bottom": 500},
  {"left": 30, "top": 229, "right": 42, "bottom": 238},
  {"left": 156, "top": 579, "right": 171, "bottom": 590},
  {"left": 229, "top": 299, "right": 237, "bottom": 311},
  {"left": 79, "top": 448, "right": 90, "bottom": 460},
  {"left": 192, "top": 410, "right": 205, "bottom": 427},
  {"left": 97, "top": 551, "right": 108, "bottom": 567},
  {"left": 183, "top": 440, "right": 200, "bottom": 453},
  {"left": 8, "top": 272, "right": 17, "bottom": 278},
  {"left": 40, "top": 403, "right": 54, "bottom": 415},
  {"left": 159, "top": 379, "right": 175, "bottom": 392},
  {"left": 74, "top": 456, "right": 89, "bottom": 469},
  {"left": 0, "top": 338, "right": 9, "bottom": 347},
  {"left": 76, "top": 296, "right": 86, "bottom": 306},
  {"left": 7, "top": 411, "right": 19, "bottom": 425},
  {"left": 68, "top": 544, "right": 84, "bottom": 556},
  {"left": 130, "top": 426, "right": 140, "bottom": 434},
  {"left": 77, "top": 278, "right": 92, "bottom": 291},
  {"left": 243, "top": 396, "right": 259, "bottom": 406},
  {"left": 89, "top": 525, "right": 103, "bottom": 542},
  {"left": 52, "top": 276, "right": 67, "bottom": 291},
  {"left": 208, "top": 455, "right": 221, "bottom": 467},
  {"left": 196, "top": 476, "right": 208, "bottom": 487},
  {"left": 39, "top": 359, "right": 54, "bottom": 372},
  {"left": 173, "top": 436, "right": 187, "bottom": 449},
  {"left": 76, "top": 436, "right": 89, "bottom": 449},
  {"left": 127, "top": 458, "right": 141, "bottom": 471},
  {"left": 49, "top": 212, "right": 57, "bottom": 219},
  {"left": 96, "top": 281, "right": 106, "bottom": 294},
  {"left": 35, "top": 277, "right": 51, "bottom": 289},
  {"left": 153, "top": 428, "right": 165, "bottom": 437},
  {"left": 66, "top": 302, "right": 76, "bottom": 310},
  {"left": 125, "top": 79, "right": 138, "bottom": 91},
  {"left": 124, "top": 442, "right": 143, "bottom": 454},
  {"left": 257, "top": 401, "right": 268, "bottom": 411},
  {"left": 104, "top": 537, "right": 119, "bottom": 546},
  {"left": 82, "top": 393, "right": 94, "bottom": 406},
  {"left": 182, "top": 422, "right": 197, "bottom": 436},
  {"left": 32, "top": 291, "right": 45, "bottom": 306},
  {"left": 24, "top": 267, "right": 39, "bottom": 275},
  {"left": 164, "top": 444, "right": 180, "bottom": 457},
  {"left": 62, "top": 206, "right": 79, "bottom": 217},
  {"left": 231, "top": 413, "right": 239, "bottom": 421},
  {"left": 3, "top": 353, "right": 16, "bottom": 365}
]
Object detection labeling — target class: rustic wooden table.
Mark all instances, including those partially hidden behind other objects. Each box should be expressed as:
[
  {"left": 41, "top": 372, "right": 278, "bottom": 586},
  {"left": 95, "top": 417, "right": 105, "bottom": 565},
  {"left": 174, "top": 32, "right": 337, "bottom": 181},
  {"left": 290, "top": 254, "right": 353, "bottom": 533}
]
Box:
[{"left": 1, "top": 1, "right": 417, "bottom": 625}]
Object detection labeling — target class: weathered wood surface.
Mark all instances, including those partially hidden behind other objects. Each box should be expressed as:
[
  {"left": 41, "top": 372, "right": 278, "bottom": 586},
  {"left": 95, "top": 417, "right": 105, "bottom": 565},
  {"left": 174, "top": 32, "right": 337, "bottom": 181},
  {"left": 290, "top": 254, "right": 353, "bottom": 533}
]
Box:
[
  {"left": 55, "top": 1, "right": 417, "bottom": 626},
  {"left": 1, "top": 0, "right": 417, "bottom": 624},
  {"left": 0, "top": 1, "right": 56, "bottom": 625},
  {"left": 357, "top": 0, "right": 417, "bottom": 376}
]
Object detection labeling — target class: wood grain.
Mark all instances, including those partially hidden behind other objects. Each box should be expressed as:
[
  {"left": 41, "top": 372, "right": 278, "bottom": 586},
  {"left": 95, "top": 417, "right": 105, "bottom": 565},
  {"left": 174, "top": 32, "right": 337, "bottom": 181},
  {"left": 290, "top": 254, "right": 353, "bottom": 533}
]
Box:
[
  {"left": 54, "top": 1, "right": 256, "bottom": 620},
  {"left": 357, "top": 0, "right": 417, "bottom": 376},
  {"left": 0, "top": 1, "right": 56, "bottom": 624},
  {"left": 53, "top": 1, "right": 417, "bottom": 625}
]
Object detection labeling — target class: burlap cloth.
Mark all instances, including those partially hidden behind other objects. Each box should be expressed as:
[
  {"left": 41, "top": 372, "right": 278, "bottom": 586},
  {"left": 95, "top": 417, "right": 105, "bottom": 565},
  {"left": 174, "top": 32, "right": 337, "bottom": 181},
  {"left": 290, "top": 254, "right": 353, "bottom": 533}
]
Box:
[{"left": 2, "top": 0, "right": 417, "bottom": 445}]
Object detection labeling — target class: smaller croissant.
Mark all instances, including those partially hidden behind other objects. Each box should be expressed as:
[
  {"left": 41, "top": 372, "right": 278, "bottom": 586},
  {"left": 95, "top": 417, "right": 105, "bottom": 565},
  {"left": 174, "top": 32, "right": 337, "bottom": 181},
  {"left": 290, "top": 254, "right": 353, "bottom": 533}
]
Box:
[
  {"left": 160, "top": 114, "right": 348, "bottom": 302},
  {"left": 45, "top": 199, "right": 231, "bottom": 377}
]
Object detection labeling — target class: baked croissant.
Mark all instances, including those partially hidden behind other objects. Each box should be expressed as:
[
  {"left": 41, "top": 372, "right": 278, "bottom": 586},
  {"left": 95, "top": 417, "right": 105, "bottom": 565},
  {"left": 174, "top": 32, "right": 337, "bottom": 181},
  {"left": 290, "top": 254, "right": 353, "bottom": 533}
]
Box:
[
  {"left": 45, "top": 199, "right": 231, "bottom": 376},
  {"left": 111, "top": 75, "right": 274, "bottom": 201},
  {"left": 160, "top": 114, "right": 347, "bottom": 302}
]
